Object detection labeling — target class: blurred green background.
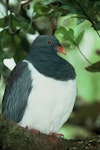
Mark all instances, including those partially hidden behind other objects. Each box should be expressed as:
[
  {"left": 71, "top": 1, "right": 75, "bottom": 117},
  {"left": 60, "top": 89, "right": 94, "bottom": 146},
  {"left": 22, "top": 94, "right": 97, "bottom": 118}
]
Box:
[{"left": 0, "top": 0, "right": 100, "bottom": 139}]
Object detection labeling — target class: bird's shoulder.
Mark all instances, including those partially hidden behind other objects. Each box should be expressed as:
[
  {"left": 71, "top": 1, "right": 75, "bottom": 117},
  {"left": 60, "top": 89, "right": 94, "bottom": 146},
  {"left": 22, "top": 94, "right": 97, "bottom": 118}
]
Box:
[{"left": 5, "top": 61, "right": 31, "bottom": 86}]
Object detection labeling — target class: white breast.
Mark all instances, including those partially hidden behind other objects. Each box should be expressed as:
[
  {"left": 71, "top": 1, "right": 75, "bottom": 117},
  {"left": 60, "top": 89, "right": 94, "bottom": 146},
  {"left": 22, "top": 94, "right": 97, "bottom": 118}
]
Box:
[{"left": 19, "top": 60, "right": 76, "bottom": 134}]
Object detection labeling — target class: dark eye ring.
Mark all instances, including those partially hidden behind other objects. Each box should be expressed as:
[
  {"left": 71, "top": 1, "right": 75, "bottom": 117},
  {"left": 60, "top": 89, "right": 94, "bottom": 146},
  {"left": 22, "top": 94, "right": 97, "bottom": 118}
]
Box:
[{"left": 47, "top": 40, "right": 52, "bottom": 45}]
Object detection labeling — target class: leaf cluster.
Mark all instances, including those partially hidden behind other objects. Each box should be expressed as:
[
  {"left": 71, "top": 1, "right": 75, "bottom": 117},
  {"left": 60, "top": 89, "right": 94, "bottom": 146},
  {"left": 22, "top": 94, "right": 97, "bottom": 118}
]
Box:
[
  {"left": 0, "top": 0, "right": 100, "bottom": 79},
  {"left": 34, "top": 0, "right": 100, "bottom": 30}
]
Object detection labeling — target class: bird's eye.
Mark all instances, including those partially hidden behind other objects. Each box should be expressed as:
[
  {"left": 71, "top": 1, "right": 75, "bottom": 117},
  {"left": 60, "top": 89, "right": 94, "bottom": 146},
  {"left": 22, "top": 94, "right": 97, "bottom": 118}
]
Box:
[{"left": 47, "top": 40, "right": 52, "bottom": 45}]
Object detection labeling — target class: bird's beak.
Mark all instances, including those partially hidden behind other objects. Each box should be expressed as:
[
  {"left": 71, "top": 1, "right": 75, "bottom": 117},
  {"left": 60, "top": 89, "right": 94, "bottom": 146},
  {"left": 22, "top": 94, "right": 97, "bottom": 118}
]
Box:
[{"left": 56, "top": 46, "right": 66, "bottom": 55}]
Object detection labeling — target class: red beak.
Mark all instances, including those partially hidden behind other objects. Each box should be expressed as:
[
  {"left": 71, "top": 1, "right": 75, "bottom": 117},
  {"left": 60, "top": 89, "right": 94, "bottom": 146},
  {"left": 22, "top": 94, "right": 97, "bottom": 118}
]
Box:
[{"left": 56, "top": 46, "right": 66, "bottom": 55}]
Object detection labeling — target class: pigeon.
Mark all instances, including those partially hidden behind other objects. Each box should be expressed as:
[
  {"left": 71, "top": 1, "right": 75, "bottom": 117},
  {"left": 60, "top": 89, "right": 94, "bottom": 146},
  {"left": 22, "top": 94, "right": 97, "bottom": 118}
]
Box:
[{"left": 2, "top": 35, "right": 76, "bottom": 134}]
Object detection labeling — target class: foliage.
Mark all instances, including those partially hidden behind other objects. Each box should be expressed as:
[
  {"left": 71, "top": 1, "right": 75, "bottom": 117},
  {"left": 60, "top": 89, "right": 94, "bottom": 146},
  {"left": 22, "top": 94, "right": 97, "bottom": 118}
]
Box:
[
  {"left": 0, "top": 0, "right": 100, "bottom": 139},
  {"left": 86, "top": 61, "right": 100, "bottom": 72},
  {"left": 0, "top": 0, "right": 100, "bottom": 78}
]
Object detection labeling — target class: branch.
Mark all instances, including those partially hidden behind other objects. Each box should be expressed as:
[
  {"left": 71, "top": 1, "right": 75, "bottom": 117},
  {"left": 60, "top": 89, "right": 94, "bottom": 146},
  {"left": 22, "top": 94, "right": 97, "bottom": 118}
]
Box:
[{"left": 0, "top": 115, "right": 100, "bottom": 150}]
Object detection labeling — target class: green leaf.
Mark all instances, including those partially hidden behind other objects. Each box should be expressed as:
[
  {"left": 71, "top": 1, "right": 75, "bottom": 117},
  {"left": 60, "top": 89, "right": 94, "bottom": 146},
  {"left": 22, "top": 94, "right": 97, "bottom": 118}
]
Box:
[
  {"left": 55, "top": 27, "right": 75, "bottom": 42},
  {"left": 76, "top": 31, "right": 85, "bottom": 45},
  {"left": 0, "top": 51, "right": 11, "bottom": 78},
  {"left": 55, "top": 26, "right": 77, "bottom": 49},
  {"left": 1, "top": 65, "right": 11, "bottom": 79},
  {"left": 55, "top": 26, "right": 66, "bottom": 35},
  {"left": 18, "top": 33, "right": 30, "bottom": 54},
  {"left": 67, "top": 28, "right": 74, "bottom": 40},
  {"left": 12, "top": 15, "right": 35, "bottom": 34},
  {"left": 0, "top": 17, "right": 7, "bottom": 28},
  {"left": 0, "top": 28, "right": 28, "bottom": 64},
  {"left": 34, "top": 2, "right": 51, "bottom": 16},
  {"left": 85, "top": 61, "right": 100, "bottom": 72},
  {"left": 77, "top": 18, "right": 85, "bottom": 25}
]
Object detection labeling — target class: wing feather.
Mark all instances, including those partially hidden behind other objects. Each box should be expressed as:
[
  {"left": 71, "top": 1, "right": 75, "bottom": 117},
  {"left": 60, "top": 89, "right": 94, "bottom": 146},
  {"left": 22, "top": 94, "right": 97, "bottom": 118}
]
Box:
[{"left": 2, "top": 61, "right": 32, "bottom": 123}]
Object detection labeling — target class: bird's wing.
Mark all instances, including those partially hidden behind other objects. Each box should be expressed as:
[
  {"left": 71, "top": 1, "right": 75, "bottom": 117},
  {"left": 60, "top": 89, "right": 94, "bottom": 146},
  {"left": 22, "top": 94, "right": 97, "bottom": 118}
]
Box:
[{"left": 2, "top": 61, "right": 32, "bottom": 123}]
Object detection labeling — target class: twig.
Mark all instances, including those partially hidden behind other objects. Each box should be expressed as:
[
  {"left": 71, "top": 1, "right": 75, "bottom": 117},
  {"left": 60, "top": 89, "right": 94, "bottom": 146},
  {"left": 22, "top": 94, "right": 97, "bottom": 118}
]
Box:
[{"left": 75, "top": 43, "right": 93, "bottom": 65}]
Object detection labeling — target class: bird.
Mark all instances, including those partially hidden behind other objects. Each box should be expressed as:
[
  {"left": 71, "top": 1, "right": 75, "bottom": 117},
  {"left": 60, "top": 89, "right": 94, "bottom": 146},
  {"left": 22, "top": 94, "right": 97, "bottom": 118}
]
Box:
[{"left": 2, "top": 35, "right": 76, "bottom": 135}]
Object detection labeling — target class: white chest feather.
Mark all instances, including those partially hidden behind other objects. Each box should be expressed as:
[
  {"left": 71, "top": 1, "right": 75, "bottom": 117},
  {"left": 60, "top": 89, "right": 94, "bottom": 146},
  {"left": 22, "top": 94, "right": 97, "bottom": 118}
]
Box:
[{"left": 19, "top": 60, "right": 76, "bottom": 134}]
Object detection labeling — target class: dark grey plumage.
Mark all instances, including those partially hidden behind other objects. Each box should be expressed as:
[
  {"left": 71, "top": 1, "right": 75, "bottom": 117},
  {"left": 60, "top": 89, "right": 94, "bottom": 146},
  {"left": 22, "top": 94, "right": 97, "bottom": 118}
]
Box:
[
  {"left": 2, "top": 62, "right": 32, "bottom": 122},
  {"left": 26, "top": 35, "right": 76, "bottom": 80}
]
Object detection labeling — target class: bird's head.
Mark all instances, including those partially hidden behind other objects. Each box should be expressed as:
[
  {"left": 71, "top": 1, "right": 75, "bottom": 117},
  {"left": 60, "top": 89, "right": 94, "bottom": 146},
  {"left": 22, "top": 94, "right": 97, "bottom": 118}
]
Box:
[
  {"left": 26, "top": 35, "right": 76, "bottom": 80},
  {"left": 30, "top": 35, "right": 66, "bottom": 56}
]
